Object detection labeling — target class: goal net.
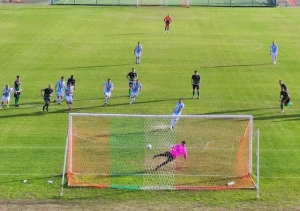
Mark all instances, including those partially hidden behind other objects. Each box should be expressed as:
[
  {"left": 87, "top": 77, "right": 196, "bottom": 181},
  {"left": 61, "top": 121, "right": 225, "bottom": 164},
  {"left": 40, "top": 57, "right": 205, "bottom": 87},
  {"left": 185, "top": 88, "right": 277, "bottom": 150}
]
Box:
[{"left": 63, "top": 113, "right": 256, "bottom": 190}]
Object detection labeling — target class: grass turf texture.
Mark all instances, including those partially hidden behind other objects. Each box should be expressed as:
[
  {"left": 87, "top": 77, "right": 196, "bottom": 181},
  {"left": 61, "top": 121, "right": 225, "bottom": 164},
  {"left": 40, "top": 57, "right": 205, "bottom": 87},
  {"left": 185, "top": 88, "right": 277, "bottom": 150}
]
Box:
[{"left": 0, "top": 4, "right": 300, "bottom": 210}]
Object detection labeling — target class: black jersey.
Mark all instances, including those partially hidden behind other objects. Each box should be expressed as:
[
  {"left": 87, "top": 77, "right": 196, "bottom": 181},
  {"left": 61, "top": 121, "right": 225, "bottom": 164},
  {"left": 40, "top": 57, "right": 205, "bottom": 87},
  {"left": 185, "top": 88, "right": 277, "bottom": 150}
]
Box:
[
  {"left": 43, "top": 88, "right": 53, "bottom": 98},
  {"left": 280, "top": 90, "right": 289, "bottom": 99},
  {"left": 67, "top": 78, "right": 75, "bottom": 85},
  {"left": 127, "top": 72, "right": 137, "bottom": 82},
  {"left": 14, "top": 80, "right": 21, "bottom": 91},
  {"left": 280, "top": 83, "right": 287, "bottom": 91},
  {"left": 192, "top": 74, "right": 200, "bottom": 85}
]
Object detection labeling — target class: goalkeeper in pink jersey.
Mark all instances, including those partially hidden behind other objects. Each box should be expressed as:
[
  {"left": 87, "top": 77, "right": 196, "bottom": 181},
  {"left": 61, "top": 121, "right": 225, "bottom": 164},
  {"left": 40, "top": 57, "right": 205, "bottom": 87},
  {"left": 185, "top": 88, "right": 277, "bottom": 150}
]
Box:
[{"left": 153, "top": 141, "right": 187, "bottom": 170}]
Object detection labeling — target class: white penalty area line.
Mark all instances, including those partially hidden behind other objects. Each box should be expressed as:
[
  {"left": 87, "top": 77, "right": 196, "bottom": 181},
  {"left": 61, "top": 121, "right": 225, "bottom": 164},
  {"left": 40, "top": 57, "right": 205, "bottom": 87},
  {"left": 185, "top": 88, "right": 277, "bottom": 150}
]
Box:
[
  {"left": 0, "top": 173, "right": 61, "bottom": 176},
  {"left": 0, "top": 146, "right": 64, "bottom": 149},
  {"left": 258, "top": 176, "right": 300, "bottom": 179},
  {"left": 5, "top": 5, "right": 23, "bottom": 14}
]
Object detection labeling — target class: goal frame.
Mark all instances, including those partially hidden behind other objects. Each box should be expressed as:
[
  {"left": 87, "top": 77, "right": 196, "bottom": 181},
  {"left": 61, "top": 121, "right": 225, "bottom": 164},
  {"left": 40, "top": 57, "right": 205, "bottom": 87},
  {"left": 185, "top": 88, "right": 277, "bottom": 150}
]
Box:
[{"left": 60, "top": 113, "right": 259, "bottom": 198}]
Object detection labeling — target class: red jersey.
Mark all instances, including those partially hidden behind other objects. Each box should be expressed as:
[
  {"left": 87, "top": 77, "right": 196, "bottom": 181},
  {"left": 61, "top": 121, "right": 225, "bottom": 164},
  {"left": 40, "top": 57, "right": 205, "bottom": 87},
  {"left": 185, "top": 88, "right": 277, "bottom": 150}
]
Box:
[{"left": 164, "top": 16, "right": 172, "bottom": 25}]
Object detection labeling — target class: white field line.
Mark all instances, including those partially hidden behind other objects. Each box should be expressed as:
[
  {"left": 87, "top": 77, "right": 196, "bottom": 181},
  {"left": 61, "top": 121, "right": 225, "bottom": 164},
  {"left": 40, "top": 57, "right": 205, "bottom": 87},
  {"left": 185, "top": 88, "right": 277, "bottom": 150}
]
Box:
[
  {"left": 204, "top": 142, "right": 209, "bottom": 150},
  {"left": 5, "top": 5, "right": 23, "bottom": 14},
  {"left": 0, "top": 174, "right": 61, "bottom": 176},
  {"left": 0, "top": 146, "right": 64, "bottom": 149}
]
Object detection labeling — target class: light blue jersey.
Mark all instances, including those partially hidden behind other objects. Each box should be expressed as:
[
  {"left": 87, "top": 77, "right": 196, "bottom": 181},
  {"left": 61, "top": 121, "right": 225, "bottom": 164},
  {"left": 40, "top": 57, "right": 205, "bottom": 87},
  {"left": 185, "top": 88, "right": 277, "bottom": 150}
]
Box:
[
  {"left": 56, "top": 80, "right": 65, "bottom": 92},
  {"left": 132, "top": 82, "right": 142, "bottom": 93},
  {"left": 134, "top": 45, "right": 142, "bottom": 54},
  {"left": 270, "top": 44, "right": 278, "bottom": 54},
  {"left": 103, "top": 82, "right": 114, "bottom": 93},
  {"left": 2, "top": 87, "right": 13, "bottom": 98},
  {"left": 173, "top": 102, "right": 184, "bottom": 115},
  {"left": 65, "top": 86, "right": 73, "bottom": 96}
]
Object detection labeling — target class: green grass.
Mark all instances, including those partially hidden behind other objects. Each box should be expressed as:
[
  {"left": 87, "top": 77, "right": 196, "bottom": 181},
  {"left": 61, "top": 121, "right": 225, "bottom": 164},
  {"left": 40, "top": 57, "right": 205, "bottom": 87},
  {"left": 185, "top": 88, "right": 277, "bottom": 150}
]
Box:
[{"left": 1, "top": 4, "right": 300, "bottom": 210}]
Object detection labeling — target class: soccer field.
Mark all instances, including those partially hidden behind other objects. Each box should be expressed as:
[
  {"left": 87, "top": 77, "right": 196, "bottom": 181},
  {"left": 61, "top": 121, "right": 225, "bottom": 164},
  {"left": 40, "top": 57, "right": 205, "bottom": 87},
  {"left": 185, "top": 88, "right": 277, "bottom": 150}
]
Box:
[{"left": 0, "top": 4, "right": 300, "bottom": 210}]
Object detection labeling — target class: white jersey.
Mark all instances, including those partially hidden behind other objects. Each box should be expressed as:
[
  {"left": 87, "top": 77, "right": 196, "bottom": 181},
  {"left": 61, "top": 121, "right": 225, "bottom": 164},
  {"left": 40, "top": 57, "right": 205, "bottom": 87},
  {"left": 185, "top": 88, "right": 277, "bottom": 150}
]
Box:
[
  {"left": 56, "top": 80, "right": 66, "bottom": 92},
  {"left": 2, "top": 87, "right": 13, "bottom": 98}
]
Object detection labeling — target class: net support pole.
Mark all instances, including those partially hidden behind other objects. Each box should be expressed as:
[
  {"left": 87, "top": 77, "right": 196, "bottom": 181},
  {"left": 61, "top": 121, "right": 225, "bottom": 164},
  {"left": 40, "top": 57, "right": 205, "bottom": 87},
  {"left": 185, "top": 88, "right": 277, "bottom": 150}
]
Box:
[
  {"left": 256, "top": 129, "right": 260, "bottom": 199},
  {"left": 60, "top": 129, "right": 69, "bottom": 197}
]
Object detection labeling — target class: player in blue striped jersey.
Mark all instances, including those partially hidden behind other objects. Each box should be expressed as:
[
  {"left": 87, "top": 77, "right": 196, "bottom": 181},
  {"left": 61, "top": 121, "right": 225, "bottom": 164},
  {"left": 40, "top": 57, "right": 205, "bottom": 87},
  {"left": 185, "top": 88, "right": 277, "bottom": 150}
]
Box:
[
  {"left": 54, "top": 76, "right": 66, "bottom": 105},
  {"left": 270, "top": 41, "right": 278, "bottom": 64},
  {"left": 134, "top": 42, "right": 143, "bottom": 64},
  {"left": 65, "top": 82, "right": 74, "bottom": 111},
  {"left": 0, "top": 85, "right": 14, "bottom": 109},
  {"left": 102, "top": 78, "right": 114, "bottom": 106},
  {"left": 130, "top": 79, "right": 142, "bottom": 104},
  {"left": 170, "top": 98, "right": 184, "bottom": 129}
]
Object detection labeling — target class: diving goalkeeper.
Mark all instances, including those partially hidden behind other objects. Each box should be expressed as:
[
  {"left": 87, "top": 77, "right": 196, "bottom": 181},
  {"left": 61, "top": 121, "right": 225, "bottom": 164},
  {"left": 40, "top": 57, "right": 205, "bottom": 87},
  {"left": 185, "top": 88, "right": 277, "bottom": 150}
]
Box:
[{"left": 153, "top": 141, "right": 187, "bottom": 170}]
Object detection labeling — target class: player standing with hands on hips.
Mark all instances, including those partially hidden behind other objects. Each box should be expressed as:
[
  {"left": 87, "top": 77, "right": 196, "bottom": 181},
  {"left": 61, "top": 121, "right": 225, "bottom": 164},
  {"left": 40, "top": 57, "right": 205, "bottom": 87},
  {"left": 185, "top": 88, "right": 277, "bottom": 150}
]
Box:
[
  {"left": 164, "top": 14, "right": 172, "bottom": 33},
  {"left": 134, "top": 42, "right": 142, "bottom": 64},
  {"left": 270, "top": 41, "right": 278, "bottom": 64},
  {"left": 170, "top": 98, "right": 184, "bottom": 129},
  {"left": 191, "top": 70, "right": 201, "bottom": 99}
]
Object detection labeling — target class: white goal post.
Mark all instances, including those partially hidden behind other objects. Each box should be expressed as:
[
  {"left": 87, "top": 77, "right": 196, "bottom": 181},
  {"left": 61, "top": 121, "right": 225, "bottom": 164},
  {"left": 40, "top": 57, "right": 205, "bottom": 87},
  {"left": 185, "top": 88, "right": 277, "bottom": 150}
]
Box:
[{"left": 61, "top": 113, "right": 259, "bottom": 198}]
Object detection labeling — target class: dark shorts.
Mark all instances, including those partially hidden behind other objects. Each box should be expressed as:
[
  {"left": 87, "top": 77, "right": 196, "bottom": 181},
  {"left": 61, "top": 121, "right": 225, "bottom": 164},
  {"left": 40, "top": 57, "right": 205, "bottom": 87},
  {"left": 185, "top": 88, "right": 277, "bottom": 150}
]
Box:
[
  {"left": 44, "top": 97, "right": 50, "bottom": 103},
  {"left": 129, "top": 81, "right": 134, "bottom": 87},
  {"left": 164, "top": 151, "right": 174, "bottom": 161},
  {"left": 193, "top": 84, "right": 199, "bottom": 89},
  {"left": 14, "top": 92, "right": 21, "bottom": 97},
  {"left": 281, "top": 97, "right": 290, "bottom": 104}
]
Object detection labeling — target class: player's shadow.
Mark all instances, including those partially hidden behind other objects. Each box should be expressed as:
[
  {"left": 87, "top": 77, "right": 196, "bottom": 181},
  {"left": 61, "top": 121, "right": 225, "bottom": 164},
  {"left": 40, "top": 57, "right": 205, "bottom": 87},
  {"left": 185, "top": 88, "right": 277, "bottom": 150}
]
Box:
[{"left": 201, "top": 63, "right": 270, "bottom": 68}]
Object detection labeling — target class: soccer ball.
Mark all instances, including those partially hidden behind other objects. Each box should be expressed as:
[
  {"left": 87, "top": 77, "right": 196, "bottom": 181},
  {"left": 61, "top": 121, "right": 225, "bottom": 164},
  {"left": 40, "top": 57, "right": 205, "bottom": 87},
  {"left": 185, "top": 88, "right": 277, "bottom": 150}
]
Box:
[{"left": 147, "top": 144, "right": 152, "bottom": 149}]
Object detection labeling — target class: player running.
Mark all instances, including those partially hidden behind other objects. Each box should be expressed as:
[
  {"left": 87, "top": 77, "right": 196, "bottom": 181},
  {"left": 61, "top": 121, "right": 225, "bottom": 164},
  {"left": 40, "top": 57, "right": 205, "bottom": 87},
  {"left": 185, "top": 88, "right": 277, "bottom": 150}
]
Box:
[
  {"left": 279, "top": 80, "right": 288, "bottom": 93},
  {"left": 65, "top": 82, "right": 74, "bottom": 111},
  {"left": 153, "top": 141, "right": 187, "bottom": 171},
  {"left": 270, "top": 41, "right": 278, "bottom": 64},
  {"left": 126, "top": 68, "right": 138, "bottom": 97},
  {"left": 13, "top": 75, "right": 22, "bottom": 107},
  {"left": 41, "top": 85, "right": 53, "bottom": 112},
  {"left": 0, "top": 85, "right": 14, "bottom": 109},
  {"left": 191, "top": 70, "right": 201, "bottom": 99},
  {"left": 164, "top": 14, "right": 172, "bottom": 33},
  {"left": 54, "top": 76, "right": 66, "bottom": 105},
  {"left": 130, "top": 79, "right": 142, "bottom": 104},
  {"left": 170, "top": 98, "right": 184, "bottom": 129},
  {"left": 134, "top": 42, "right": 143, "bottom": 64},
  {"left": 279, "top": 87, "right": 292, "bottom": 113},
  {"left": 102, "top": 78, "right": 114, "bottom": 107}
]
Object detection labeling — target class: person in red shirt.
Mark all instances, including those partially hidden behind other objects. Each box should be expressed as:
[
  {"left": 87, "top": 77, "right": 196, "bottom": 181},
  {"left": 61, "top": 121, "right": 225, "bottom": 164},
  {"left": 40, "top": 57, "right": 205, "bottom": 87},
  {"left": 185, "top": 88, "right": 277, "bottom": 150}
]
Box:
[{"left": 164, "top": 14, "right": 172, "bottom": 33}]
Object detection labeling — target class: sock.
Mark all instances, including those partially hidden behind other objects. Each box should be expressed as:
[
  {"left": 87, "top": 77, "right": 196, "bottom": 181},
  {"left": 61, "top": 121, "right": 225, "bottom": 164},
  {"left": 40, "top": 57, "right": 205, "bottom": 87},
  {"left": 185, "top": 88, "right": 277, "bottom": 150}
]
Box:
[
  {"left": 192, "top": 91, "right": 195, "bottom": 97},
  {"left": 281, "top": 104, "right": 283, "bottom": 110},
  {"left": 198, "top": 91, "right": 200, "bottom": 97}
]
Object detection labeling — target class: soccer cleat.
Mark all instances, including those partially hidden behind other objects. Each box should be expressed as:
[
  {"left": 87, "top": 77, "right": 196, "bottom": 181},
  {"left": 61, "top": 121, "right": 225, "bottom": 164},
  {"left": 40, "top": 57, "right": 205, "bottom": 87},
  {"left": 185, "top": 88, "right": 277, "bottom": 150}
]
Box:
[
  {"left": 281, "top": 110, "right": 284, "bottom": 113},
  {"left": 54, "top": 100, "right": 56, "bottom": 103},
  {"left": 192, "top": 96, "right": 194, "bottom": 99},
  {"left": 58, "top": 102, "right": 61, "bottom": 105},
  {"left": 104, "top": 103, "right": 107, "bottom": 107},
  {"left": 198, "top": 96, "right": 200, "bottom": 99},
  {"left": 15, "top": 104, "right": 19, "bottom": 107}
]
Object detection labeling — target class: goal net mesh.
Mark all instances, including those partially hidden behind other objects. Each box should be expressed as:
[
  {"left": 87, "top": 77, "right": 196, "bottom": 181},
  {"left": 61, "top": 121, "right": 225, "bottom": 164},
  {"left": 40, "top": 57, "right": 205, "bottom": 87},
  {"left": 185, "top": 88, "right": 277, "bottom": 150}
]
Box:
[{"left": 67, "top": 114, "right": 255, "bottom": 190}]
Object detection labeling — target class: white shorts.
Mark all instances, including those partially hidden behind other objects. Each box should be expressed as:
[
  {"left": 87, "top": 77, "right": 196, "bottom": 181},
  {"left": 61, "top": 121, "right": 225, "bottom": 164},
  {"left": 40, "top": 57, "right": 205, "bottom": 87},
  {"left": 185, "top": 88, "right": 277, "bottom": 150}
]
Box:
[
  {"left": 66, "top": 95, "right": 73, "bottom": 103},
  {"left": 135, "top": 53, "right": 141, "bottom": 57},
  {"left": 271, "top": 52, "right": 277, "bottom": 59},
  {"left": 56, "top": 90, "right": 64, "bottom": 97},
  {"left": 1, "top": 96, "right": 10, "bottom": 102},
  {"left": 130, "top": 91, "right": 139, "bottom": 98},
  {"left": 104, "top": 92, "right": 111, "bottom": 98}
]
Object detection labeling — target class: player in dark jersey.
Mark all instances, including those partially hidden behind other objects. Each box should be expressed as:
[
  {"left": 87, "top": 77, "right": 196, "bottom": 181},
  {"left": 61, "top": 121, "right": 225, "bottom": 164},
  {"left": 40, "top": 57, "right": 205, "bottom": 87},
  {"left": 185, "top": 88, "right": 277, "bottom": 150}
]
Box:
[
  {"left": 126, "top": 68, "right": 138, "bottom": 97},
  {"left": 279, "top": 87, "right": 292, "bottom": 113},
  {"left": 67, "top": 75, "right": 76, "bottom": 91},
  {"left": 191, "top": 70, "right": 201, "bottom": 99},
  {"left": 41, "top": 85, "right": 53, "bottom": 112},
  {"left": 279, "top": 80, "right": 287, "bottom": 93},
  {"left": 13, "top": 75, "right": 22, "bottom": 107}
]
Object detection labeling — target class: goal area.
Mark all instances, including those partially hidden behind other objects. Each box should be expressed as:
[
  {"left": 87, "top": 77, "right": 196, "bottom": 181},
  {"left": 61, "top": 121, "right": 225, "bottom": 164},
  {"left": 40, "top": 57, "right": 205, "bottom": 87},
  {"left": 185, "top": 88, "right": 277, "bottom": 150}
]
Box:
[{"left": 61, "top": 113, "right": 258, "bottom": 193}]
